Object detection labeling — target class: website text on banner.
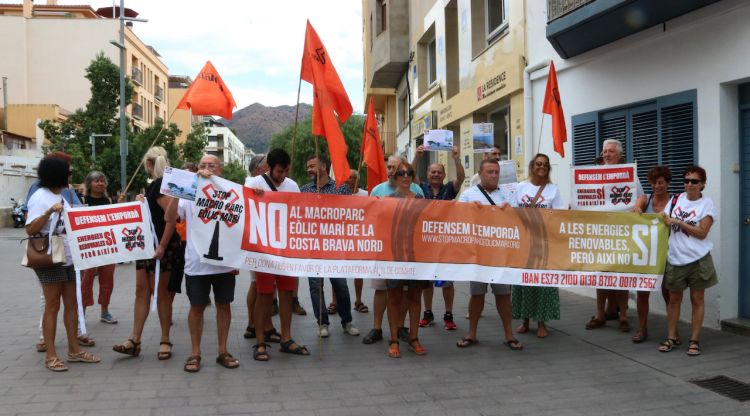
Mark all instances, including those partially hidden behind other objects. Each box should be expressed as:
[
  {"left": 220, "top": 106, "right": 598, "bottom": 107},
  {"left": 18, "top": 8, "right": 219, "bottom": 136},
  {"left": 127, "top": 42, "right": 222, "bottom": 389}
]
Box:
[
  {"left": 64, "top": 201, "right": 155, "bottom": 270},
  {"left": 572, "top": 163, "right": 639, "bottom": 211},
  {"left": 190, "top": 175, "right": 668, "bottom": 291}
]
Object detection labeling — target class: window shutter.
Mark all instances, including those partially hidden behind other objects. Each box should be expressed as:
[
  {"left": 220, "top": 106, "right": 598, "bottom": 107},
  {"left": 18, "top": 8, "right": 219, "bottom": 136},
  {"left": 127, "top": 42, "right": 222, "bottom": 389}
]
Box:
[
  {"left": 631, "top": 109, "right": 658, "bottom": 194},
  {"left": 572, "top": 117, "right": 597, "bottom": 166},
  {"left": 660, "top": 102, "right": 695, "bottom": 195},
  {"left": 600, "top": 111, "right": 627, "bottom": 161}
]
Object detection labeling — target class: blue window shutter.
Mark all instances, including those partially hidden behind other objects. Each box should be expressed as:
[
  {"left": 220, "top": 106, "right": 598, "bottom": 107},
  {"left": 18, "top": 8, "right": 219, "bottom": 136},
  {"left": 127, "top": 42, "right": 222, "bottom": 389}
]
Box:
[{"left": 572, "top": 112, "right": 597, "bottom": 166}]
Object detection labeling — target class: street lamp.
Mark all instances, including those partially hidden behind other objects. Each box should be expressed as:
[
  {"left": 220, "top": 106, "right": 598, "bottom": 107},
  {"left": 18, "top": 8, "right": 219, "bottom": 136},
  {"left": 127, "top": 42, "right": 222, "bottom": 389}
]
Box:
[
  {"left": 89, "top": 133, "right": 112, "bottom": 160},
  {"left": 109, "top": 0, "right": 148, "bottom": 193}
]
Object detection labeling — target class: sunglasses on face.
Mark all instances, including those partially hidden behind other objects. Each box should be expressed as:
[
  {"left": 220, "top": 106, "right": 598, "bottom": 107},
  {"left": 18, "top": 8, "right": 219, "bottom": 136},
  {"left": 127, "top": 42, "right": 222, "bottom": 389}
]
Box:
[
  {"left": 684, "top": 178, "right": 702, "bottom": 185},
  {"left": 395, "top": 170, "right": 414, "bottom": 178},
  {"left": 535, "top": 161, "right": 550, "bottom": 168}
]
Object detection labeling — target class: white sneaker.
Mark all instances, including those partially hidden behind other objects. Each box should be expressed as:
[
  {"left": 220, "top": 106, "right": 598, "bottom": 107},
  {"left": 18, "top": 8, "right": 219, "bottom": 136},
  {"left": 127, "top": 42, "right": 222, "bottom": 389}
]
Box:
[
  {"left": 343, "top": 322, "right": 360, "bottom": 336},
  {"left": 319, "top": 324, "right": 329, "bottom": 338}
]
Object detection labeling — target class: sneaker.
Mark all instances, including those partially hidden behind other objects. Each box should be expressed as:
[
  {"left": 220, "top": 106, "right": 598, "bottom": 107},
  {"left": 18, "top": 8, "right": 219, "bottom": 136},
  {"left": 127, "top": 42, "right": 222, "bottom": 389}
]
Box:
[
  {"left": 343, "top": 322, "right": 360, "bottom": 336},
  {"left": 397, "top": 327, "right": 409, "bottom": 342},
  {"left": 271, "top": 299, "right": 279, "bottom": 316},
  {"left": 319, "top": 324, "right": 329, "bottom": 338},
  {"left": 419, "top": 310, "right": 434, "bottom": 328},
  {"left": 362, "top": 328, "right": 383, "bottom": 344},
  {"left": 292, "top": 298, "right": 307, "bottom": 316},
  {"left": 443, "top": 313, "right": 457, "bottom": 330},
  {"left": 100, "top": 312, "right": 118, "bottom": 324}
]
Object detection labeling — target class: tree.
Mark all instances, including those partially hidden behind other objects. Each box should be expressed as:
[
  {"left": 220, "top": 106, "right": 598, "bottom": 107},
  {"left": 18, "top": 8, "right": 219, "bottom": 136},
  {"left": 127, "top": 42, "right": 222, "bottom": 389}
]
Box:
[
  {"left": 179, "top": 122, "right": 209, "bottom": 165},
  {"left": 121, "top": 119, "right": 182, "bottom": 194},
  {"left": 222, "top": 160, "right": 247, "bottom": 185},
  {"left": 39, "top": 52, "right": 133, "bottom": 190},
  {"left": 268, "top": 114, "right": 366, "bottom": 186}
]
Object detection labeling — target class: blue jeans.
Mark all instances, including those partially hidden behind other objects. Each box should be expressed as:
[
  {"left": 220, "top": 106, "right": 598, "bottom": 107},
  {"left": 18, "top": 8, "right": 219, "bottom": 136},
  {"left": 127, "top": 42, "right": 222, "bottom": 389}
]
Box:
[{"left": 308, "top": 277, "right": 352, "bottom": 326}]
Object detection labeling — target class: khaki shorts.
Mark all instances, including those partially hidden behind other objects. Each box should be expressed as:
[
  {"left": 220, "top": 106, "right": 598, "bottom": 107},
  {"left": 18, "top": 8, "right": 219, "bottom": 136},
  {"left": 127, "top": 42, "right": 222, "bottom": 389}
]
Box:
[
  {"left": 371, "top": 278, "right": 387, "bottom": 291},
  {"left": 665, "top": 253, "right": 718, "bottom": 292},
  {"left": 470, "top": 281, "right": 511, "bottom": 296}
]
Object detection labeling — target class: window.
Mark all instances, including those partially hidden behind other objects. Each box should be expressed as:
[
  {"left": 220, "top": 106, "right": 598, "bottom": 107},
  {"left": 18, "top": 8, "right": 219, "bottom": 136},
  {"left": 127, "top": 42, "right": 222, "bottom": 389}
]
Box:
[
  {"left": 398, "top": 93, "right": 409, "bottom": 132},
  {"left": 427, "top": 38, "right": 437, "bottom": 86},
  {"left": 471, "top": 0, "right": 508, "bottom": 56},
  {"left": 571, "top": 90, "right": 696, "bottom": 195},
  {"left": 376, "top": 0, "right": 387, "bottom": 35},
  {"left": 486, "top": 0, "right": 507, "bottom": 43}
]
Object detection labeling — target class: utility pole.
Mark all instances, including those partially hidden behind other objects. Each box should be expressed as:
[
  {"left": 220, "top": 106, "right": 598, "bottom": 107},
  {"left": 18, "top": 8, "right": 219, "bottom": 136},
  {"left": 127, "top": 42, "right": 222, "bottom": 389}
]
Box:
[
  {"left": 1, "top": 77, "right": 7, "bottom": 132},
  {"left": 118, "top": 0, "right": 127, "bottom": 194},
  {"left": 89, "top": 133, "right": 112, "bottom": 161}
]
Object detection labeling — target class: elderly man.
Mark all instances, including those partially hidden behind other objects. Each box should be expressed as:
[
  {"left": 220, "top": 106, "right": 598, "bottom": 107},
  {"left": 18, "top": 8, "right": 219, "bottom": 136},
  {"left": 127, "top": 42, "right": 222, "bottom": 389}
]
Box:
[
  {"left": 245, "top": 148, "right": 309, "bottom": 360},
  {"left": 585, "top": 139, "right": 646, "bottom": 332},
  {"left": 173, "top": 155, "right": 239, "bottom": 372},
  {"left": 456, "top": 159, "right": 522, "bottom": 350},
  {"left": 301, "top": 156, "right": 360, "bottom": 337},
  {"left": 411, "top": 145, "right": 465, "bottom": 330},
  {"left": 362, "top": 155, "right": 424, "bottom": 344}
]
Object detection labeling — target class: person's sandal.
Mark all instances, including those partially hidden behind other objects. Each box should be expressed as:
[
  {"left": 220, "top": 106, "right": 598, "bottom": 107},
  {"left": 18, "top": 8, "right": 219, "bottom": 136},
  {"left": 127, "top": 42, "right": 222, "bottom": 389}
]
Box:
[
  {"left": 686, "top": 340, "right": 701, "bottom": 356},
  {"left": 658, "top": 337, "right": 678, "bottom": 352},
  {"left": 585, "top": 316, "right": 606, "bottom": 330},
  {"left": 77, "top": 334, "right": 96, "bottom": 347},
  {"left": 253, "top": 343, "right": 270, "bottom": 361},
  {"left": 157, "top": 341, "right": 173, "bottom": 360},
  {"left": 45, "top": 356, "right": 68, "bottom": 372},
  {"left": 631, "top": 330, "right": 648, "bottom": 343},
  {"left": 408, "top": 338, "right": 427, "bottom": 355},
  {"left": 456, "top": 337, "right": 478, "bottom": 348},
  {"left": 184, "top": 355, "right": 201, "bottom": 373},
  {"left": 388, "top": 340, "right": 400, "bottom": 358},
  {"left": 113, "top": 339, "right": 141, "bottom": 357},
  {"left": 263, "top": 328, "right": 282, "bottom": 343},
  {"left": 67, "top": 351, "right": 101, "bottom": 363},
  {"left": 36, "top": 340, "right": 46, "bottom": 353},
  {"left": 243, "top": 326, "right": 256, "bottom": 339},
  {"left": 279, "top": 339, "right": 310, "bottom": 355},
  {"left": 353, "top": 301, "right": 369, "bottom": 313},
  {"left": 216, "top": 352, "right": 239, "bottom": 369},
  {"left": 503, "top": 339, "right": 524, "bottom": 350}
]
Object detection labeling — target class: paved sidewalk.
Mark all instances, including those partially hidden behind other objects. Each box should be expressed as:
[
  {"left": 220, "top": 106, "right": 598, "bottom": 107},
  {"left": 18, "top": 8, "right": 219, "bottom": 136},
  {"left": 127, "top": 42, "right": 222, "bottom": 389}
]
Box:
[{"left": 0, "top": 228, "right": 747, "bottom": 415}]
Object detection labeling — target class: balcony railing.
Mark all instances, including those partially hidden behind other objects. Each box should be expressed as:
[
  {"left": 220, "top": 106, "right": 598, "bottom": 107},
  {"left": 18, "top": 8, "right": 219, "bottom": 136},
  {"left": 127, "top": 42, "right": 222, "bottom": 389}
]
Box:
[
  {"left": 132, "top": 103, "right": 143, "bottom": 120},
  {"left": 547, "top": 0, "right": 594, "bottom": 22},
  {"left": 131, "top": 67, "right": 143, "bottom": 86},
  {"left": 155, "top": 86, "right": 164, "bottom": 102}
]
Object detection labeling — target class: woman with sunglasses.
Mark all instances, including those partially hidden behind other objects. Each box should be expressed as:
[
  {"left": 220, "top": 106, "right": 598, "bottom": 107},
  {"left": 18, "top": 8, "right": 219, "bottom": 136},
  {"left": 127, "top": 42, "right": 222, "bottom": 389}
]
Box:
[
  {"left": 659, "top": 166, "right": 717, "bottom": 356},
  {"left": 511, "top": 154, "right": 565, "bottom": 338},
  {"left": 631, "top": 166, "right": 674, "bottom": 344},
  {"left": 385, "top": 158, "right": 428, "bottom": 358}
]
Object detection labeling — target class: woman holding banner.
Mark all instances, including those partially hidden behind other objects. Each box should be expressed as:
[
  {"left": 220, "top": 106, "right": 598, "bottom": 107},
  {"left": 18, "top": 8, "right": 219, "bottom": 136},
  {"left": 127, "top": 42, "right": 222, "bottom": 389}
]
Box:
[
  {"left": 113, "top": 146, "right": 179, "bottom": 360},
  {"left": 386, "top": 158, "right": 428, "bottom": 358},
  {"left": 659, "top": 166, "right": 717, "bottom": 356},
  {"left": 631, "top": 166, "right": 674, "bottom": 343},
  {"left": 80, "top": 171, "right": 118, "bottom": 325},
  {"left": 26, "top": 157, "right": 101, "bottom": 371},
  {"left": 511, "top": 154, "right": 565, "bottom": 338}
]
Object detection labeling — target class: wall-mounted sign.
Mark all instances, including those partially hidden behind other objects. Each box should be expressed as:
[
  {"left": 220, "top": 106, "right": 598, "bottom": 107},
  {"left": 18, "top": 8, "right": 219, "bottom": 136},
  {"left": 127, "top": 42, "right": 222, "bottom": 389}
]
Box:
[
  {"left": 412, "top": 111, "right": 436, "bottom": 137},
  {"left": 476, "top": 71, "right": 507, "bottom": 103}
]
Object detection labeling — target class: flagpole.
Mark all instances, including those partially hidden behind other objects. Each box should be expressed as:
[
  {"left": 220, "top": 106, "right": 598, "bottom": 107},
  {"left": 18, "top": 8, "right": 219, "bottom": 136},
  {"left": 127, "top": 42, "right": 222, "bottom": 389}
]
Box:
[
  {"left": 535, "top": 114, "right": 545, "bottom": 156},
  {"left": 313, "top": 134, "right": 325, "bottom": 361},
  {"left": 290, "top": 77, "right": 303, "bottom": 174}
]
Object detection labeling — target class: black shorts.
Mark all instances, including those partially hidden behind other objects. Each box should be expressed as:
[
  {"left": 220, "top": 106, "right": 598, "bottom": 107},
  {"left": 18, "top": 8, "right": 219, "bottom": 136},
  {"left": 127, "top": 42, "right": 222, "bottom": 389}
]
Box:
[{"left": 185, "top": 273, "right": 236, "bottom": 306}]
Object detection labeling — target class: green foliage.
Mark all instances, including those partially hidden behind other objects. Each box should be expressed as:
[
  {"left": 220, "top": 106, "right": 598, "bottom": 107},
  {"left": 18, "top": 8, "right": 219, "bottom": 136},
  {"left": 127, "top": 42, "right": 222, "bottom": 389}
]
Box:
[
  {"left": 123, "top": 119, "right": 182, "bottom": 194},
  {"left": 179, "top": 123, "right": 209, "bottom": 165},
  {"left": 268, "top": 114, "right": 366, "bottom": 187},
  {"left": 221, "top": 160, "right": 247, "bottom": 185}
]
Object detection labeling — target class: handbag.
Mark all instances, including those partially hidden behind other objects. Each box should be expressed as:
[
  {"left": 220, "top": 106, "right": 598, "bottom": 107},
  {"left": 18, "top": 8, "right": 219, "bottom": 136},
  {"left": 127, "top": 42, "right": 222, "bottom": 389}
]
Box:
[{"left": 22, "top": 210, "right": 66, "bottom": 268}]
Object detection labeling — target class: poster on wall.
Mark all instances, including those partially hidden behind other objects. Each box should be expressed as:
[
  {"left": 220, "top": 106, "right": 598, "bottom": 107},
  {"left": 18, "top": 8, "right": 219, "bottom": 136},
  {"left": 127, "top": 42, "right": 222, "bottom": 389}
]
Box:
[
  {"left": 472, "top": 123, "right": 494, "bottom": 153},
  {"left": 423, "top": 129, "right": 454, "bottom": 151},
  {"left": 571, "top": 163, "right": 639, "bottom": 211}
]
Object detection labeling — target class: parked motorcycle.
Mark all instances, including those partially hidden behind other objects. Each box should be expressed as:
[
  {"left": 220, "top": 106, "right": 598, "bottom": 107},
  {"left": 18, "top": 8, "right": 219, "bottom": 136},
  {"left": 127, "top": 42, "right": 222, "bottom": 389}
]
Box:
[{"left": 10, "top": 198, "right": 26, "bottom": 228}]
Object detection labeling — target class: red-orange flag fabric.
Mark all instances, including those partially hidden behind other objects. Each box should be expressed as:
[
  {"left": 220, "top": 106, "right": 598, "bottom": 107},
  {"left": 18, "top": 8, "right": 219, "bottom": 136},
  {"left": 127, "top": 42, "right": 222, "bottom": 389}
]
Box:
[
  {"left": 542, "top": 61, "right": 567, "bottom": 158},
  {"left": 300, "top": 20, "right": 353, "bottom": 125},
  {"left": 176, "top": 61, "right": 236, "bottom": 119},
  {"left": 362, "top": 98, "right": 387, "bottom": 193},
  {"left": 315, "top": 92, "right": 351, "bottom": 181}
]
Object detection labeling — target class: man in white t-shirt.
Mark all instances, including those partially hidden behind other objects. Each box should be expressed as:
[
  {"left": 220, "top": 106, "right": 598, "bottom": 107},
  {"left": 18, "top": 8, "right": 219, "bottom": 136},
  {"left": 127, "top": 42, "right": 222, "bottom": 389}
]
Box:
[
  {"left": 341, "top": 169, "right": 369, "bottom": 315},
  {"left": 244, "top": 148, "right": 309, "bottom": 360},
  {"left": 175, "top": 155, "right": 239, "bottom": 372},
  {"left": 469, "top": 145, "right": 502, "bottom": 187},
  {"left": 456, "top": 159, "right": 523, "bottom": 350}
]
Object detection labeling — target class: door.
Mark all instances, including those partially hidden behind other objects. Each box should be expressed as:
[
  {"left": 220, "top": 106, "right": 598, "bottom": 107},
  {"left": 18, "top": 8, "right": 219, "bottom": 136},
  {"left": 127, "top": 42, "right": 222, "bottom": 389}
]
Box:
[{"left": 740, "top": 83, "right": 750, "bottom": 318}]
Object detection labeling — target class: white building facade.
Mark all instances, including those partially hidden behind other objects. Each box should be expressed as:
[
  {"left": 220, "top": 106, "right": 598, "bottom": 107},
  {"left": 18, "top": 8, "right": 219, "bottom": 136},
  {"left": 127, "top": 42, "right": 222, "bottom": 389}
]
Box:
[
  {"left": 526, "top": 0, "right": 750, "bottom": 328},
  {"left": 204, "top": 118, "right": 245, "bottom": 167}
]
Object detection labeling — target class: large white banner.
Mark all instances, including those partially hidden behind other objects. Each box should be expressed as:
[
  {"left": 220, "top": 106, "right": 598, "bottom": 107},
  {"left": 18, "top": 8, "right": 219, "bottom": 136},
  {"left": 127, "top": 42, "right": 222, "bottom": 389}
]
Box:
[
  {"left": 64, "top": 201, "right": 156, "bottom": 270},
  {"left": 571, "top": 163, "right": 639, "bottom": 211}
]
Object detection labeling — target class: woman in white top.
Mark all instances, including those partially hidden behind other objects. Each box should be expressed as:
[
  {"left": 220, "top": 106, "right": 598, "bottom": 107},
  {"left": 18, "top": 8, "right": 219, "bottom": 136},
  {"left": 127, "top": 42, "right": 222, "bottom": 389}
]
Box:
[
  {"left": 659, "top": 166, "right": 718, "bottom": 356},
  {"left": 511, "top": 154, "right": 565, "bottom": 338}
]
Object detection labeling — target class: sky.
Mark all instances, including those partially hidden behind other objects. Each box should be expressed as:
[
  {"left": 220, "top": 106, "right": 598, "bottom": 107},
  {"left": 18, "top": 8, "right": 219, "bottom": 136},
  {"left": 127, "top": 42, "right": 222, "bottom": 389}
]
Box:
[{"left": 65, "top": 0, "right": 365, "bottom": 113}]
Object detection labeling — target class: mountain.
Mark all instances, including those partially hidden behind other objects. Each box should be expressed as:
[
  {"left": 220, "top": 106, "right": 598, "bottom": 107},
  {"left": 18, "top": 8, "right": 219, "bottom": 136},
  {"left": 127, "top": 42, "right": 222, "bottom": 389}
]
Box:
[{"left": 220, "top": 103, "right": 312, "bottom": 153}]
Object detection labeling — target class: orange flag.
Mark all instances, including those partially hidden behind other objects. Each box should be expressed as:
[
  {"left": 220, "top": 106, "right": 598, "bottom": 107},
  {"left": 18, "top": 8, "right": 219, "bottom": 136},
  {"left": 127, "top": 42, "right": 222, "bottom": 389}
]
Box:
[
  {"left": 542, "top": 61, "right": 567, "bottom": 158},
  {"left": 362, "top": 98, "right": 387, "bottom": 193},
  {"left": 176, "top": 61, "right": 236, "bottom": 119},
  {"left": 300, "top": 20, "right": 353, "bottom": 126},
  {"left": 300, "top": 20, "right": 352, "bottom": 179}
]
